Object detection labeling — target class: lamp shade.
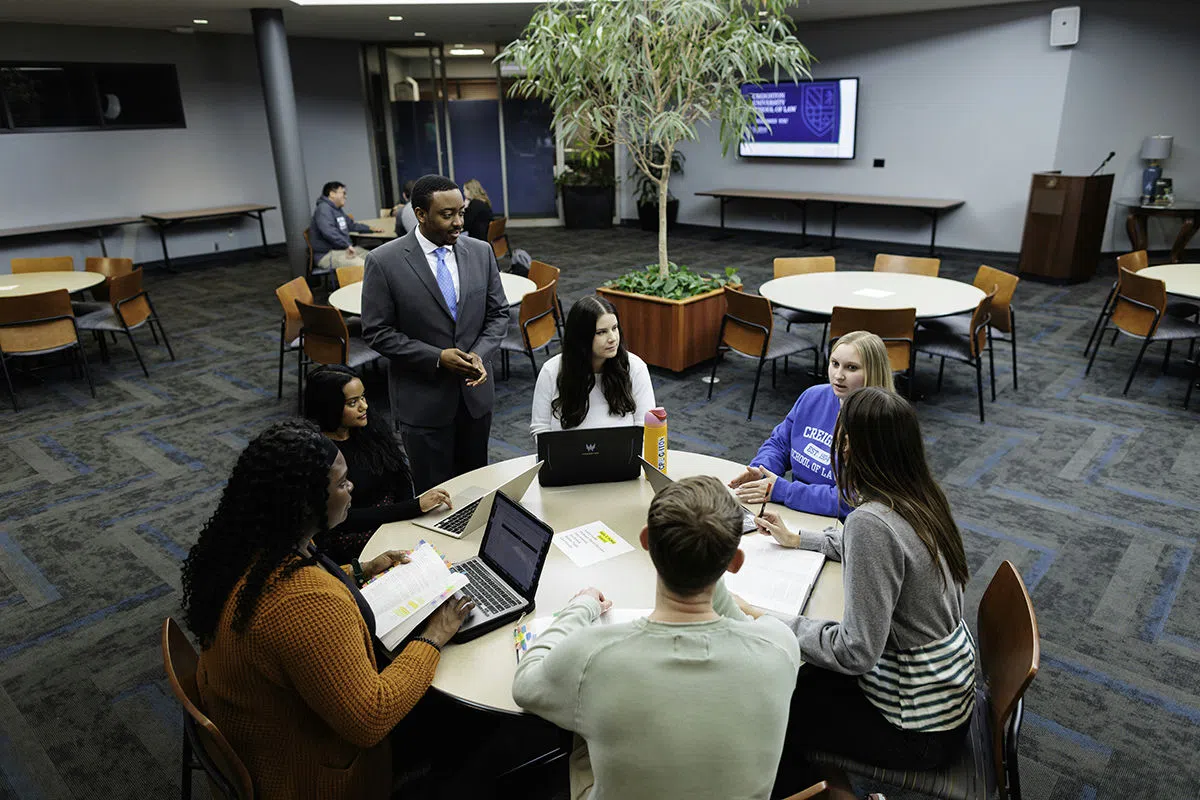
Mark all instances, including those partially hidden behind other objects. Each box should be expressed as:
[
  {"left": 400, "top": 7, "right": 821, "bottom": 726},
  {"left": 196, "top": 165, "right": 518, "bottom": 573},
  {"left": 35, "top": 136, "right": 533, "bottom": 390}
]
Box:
[{"left": 1140, "top": 135, "right": 1173, "bottom": 161}]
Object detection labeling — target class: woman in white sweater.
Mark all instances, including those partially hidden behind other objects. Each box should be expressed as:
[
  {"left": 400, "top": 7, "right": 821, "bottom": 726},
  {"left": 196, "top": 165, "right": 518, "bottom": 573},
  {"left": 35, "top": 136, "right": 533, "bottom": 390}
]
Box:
[{"left": 530, "top": 295, "right": 656, "bottom": 435}]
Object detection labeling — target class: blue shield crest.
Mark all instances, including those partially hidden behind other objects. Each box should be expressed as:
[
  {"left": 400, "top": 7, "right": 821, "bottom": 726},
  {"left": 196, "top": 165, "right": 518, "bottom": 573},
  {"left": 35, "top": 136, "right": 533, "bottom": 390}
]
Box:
[{"left": 802, "top": 84, "right": 838, "bottom": 139}]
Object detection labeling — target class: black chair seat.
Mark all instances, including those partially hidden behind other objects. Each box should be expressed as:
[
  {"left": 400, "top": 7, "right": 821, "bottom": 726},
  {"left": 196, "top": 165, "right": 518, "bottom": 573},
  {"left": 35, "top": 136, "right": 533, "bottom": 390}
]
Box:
[
  {"left": 344, "top": 338, "right": 382, "bottom": 369},
  {"left": 721, "top": 329, "right": 818, "bottom": 362},
  {"left": 775, "top": 307, "right": 826, "bottom": 326},
  {"left": 914, "top": 326, "right": 976, "bottom": 362},
  {"left": 1122, "top": 314, "right": 1200, "bottom": 343}
]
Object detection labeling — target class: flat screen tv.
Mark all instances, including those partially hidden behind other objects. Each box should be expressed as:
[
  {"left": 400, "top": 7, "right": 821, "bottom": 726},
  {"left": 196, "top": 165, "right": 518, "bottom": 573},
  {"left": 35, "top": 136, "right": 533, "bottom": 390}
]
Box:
[{"left": 738, "top": 78, "right": 859, "bottom": 160}]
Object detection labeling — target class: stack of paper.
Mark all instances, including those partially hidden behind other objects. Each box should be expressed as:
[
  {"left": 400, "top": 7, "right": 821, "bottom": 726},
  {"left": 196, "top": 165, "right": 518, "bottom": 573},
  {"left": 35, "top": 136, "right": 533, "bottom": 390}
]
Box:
[
  {"left": 514, "top": 608, "right": 652, "bottom": 662},
  {"left": 361, "top": 541, "right": 468, "bottom": 651},
  {"left": 552, "top": 521, "right": 634, "bottom": 567},
  {"left": 724, "top": 534, "right": 825, "bottom": 620}
]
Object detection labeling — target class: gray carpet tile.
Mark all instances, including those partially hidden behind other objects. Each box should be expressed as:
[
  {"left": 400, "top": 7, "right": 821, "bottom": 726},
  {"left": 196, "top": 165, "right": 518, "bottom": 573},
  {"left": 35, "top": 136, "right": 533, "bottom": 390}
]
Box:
[{"left": 0, "top": 225, "right": 1198, "bottom": 799}]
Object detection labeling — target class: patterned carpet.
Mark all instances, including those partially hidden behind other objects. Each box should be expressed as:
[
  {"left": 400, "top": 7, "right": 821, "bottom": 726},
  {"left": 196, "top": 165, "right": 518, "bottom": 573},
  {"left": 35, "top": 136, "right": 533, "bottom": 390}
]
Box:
[{"left": 0, "top": 225, "right": 1197, "bottom": 800}]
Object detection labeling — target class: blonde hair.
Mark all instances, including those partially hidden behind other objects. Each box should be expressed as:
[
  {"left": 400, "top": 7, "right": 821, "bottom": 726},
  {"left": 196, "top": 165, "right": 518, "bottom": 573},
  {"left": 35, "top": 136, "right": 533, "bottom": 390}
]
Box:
[
  {"left": 832, "top": 331, "right": 894, "bottom": 391},
  {"left": 463, "top": 179, "right": 491, "bottom": 206}
]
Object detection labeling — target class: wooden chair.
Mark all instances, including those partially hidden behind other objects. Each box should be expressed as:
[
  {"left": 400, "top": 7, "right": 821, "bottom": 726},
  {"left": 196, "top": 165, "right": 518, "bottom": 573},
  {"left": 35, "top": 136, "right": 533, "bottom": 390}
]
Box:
[
  {"left": 708, "top": 287, "right": 820, "bottom": 420},
  {"left": 295, "top": 300, "right": 380, "bottom": 411},
  {"left": 1085, "top": 267, "right": 1200, "bottom": 400},
  {"left": 302, "top": 228, "right": 334, "bottom": 290},
  {"left": 487, "top": 217, "right": 510, "bottom": 261},
  {"left": 774, "top": 256, "right": 835, "bottom": 362},
  {"left": 499, "top": 281, "right": 558, "bottom": 379},
  {"left": 914, "top": 289, "right": 996, "bottom": 422},
  {"left": 829, "top": 306, "right": 917, "bottom": 396},
  {"left": 874, "top": 253, "right": 940, "bottom": 277},
  {"left": 0, "top": 289, "right": 95, "bottom": 411},
  {"left": 161, "top": 618, "right": 254, "bottom": 800},
  {"left": 1083, "top": 250, "right": 1199, "bottom": 358},
  {"left": 274, "top": 277, "right": 312, "bottom": 399},
  {"left": 921, "top": 266, "right": 1020, "bottom": 391},
  {"left": 335, "top": 265, "right": 364, "bottom": 287},
  {"left": 811, "top": 560, "right": 1040, "bottom": 800},
  {"left": 528, "top": 260, "right": 565, "bottom": 340},
  {"left": 11, "top": 256, "right": 73, "bottom": 274},
  {"left": 76, "top": 269, "right": 175, "bottom": 378},
  {"left": 73, "top": 256, "right": 136, "bottom": 316}
]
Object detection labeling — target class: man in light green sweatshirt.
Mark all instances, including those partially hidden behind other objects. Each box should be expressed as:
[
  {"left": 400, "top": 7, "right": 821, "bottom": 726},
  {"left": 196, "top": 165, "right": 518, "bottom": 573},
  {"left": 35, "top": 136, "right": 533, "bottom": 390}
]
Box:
[{"left": 512, "top": 476, "right": 802, "bottom": 800}]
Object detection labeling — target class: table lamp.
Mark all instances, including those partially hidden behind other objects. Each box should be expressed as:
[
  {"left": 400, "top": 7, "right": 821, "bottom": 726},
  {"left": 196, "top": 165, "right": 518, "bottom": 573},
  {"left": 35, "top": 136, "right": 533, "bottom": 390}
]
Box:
[{"left": 1140, "top": 135, "right": 1172, "bottom": 205}]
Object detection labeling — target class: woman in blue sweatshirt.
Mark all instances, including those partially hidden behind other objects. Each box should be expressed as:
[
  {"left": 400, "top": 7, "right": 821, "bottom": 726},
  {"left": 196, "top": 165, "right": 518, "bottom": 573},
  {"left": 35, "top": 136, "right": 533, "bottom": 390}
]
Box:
[{"left": 730, "top": 331, "right": 893, "bottom": 517}]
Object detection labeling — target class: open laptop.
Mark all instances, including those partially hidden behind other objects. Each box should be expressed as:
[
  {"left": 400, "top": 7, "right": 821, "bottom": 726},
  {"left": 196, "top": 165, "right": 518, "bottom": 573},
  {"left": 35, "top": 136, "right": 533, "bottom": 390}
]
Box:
[
  {"left": 450, "top": 490, "right": 555, "bottom": 643},
  {"left": 640, "top": 457, "right": 758, "bottom": 534},
  {"left": 537, "top": 425, "right": 642, "bottom": 487},
  {"left": 412, "top": 461, "right": 543, "bottom": 539}
]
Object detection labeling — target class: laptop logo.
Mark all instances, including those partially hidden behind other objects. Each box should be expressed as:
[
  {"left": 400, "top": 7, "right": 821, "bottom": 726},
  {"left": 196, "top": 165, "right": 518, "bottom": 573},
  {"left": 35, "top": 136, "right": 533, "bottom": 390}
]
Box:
[{"left": 584, "top": 443, "right": 596, "bottom": 452}]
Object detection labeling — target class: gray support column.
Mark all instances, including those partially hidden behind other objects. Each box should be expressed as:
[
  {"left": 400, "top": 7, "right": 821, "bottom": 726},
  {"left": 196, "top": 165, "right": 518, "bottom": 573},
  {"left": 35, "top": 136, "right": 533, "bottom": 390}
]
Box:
[{"left": 251, "top": 8, "right": 310, "bottom": 278}]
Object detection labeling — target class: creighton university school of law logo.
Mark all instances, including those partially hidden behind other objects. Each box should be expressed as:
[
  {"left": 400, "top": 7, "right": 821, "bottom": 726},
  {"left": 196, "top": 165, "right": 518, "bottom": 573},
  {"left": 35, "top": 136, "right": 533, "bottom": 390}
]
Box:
[{"left": 801, "top": 84, "right": 838, "bottom": 138}]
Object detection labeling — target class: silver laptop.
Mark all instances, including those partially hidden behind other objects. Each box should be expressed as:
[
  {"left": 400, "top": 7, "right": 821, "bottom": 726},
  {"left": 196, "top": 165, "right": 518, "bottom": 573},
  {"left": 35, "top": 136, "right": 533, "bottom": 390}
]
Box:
[
  {"left": 450, "top": 490, "right": 555, "bottom": 643},
  {"left": 640, "top": 457, "right": 758, "bottom": 534},
  {"left": 412, "top": 461, "right": 543, "bottom": 539}
]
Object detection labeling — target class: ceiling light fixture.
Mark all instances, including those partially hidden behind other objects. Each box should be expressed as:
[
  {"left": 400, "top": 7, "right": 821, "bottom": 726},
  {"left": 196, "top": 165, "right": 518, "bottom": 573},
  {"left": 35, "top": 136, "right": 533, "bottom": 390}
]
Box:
[
  {"left": 192, "top": 18, "right": 208, "bottom": 24},
  {"left": 449, "top": 48, "right": 485, "bottom": 56},
  {"left": 388, "top": 15, "right": 403, "bottom": 21},
  {"left": 414, "top": 31, "right": 426, "bottom": 37}
]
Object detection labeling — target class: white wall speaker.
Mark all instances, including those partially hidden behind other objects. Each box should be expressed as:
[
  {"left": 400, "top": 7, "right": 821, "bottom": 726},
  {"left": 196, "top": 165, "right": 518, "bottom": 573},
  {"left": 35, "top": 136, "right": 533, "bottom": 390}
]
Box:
[{"left": 1050, "top": 6, "right": 1080, "bottom": 47}]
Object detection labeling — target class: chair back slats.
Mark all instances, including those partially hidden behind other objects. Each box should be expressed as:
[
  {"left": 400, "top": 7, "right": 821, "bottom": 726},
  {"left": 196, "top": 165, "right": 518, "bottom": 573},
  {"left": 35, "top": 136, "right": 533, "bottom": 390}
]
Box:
[
  {"left": 1115, "top": 249, "right": 1149, "bottom": 274},
  {"left": 773, "top": 256, "right": 835, "bottom": 279},
  {"left": 335, "top": 265, "right": 364, "bottom": 287},
  {"left": 721, "top": 287, "right": 773, "bottom": 357},
  {"left": 85, "top": 257, "right": 135, "bottom": 302},
  {"left": 275, "top": 277, "right": 314, "bottom": 344},
  {"left": 974, "top": 266, "right": 1018, "bottom": 333},
  {"left": 829, "top": 306, "right": 916, "bottom": 373},
  {"left": 874, "top": 253, "right": 941, "bottom": 277},
  {"left": 1112, "top": 267, "right": 1165, "bottom": 337},
  {"left": 108, "top": 270, "right": 152, "bottom": 328},
  {"left": 11, "top": 256, "right": 74, "bottom": 274},
  {"left": 977, "top": 562, "right": 1040, "bottom": 799},
  {"left": 161, "top": 619, "right": 255, "bottom": 800},
  {"left": 487, "top": 217, "right": 509, "bottom": 260},
  {"left": 528, "top": 260, "right": 560, "bottom": 290},
  {"left": 296, "top": 300, "right": 350, "bottom": 364},
  {"left": 969, "top": 289, "right": 996, "bottom": 358},
  {"left": 0, "top": 289, "right": 78, "bottom": 353},
  {"left": 519, "top": 281, "right": 559, "bottom": 350}
]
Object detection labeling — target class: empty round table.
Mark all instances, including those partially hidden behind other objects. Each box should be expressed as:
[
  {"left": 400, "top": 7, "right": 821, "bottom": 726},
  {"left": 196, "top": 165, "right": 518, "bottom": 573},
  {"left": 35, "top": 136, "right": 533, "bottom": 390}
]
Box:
[
  {"left": 1138, "top": 263, "right": 1200, "bottom": 301},
  {"left": 0, "top": 271, "right": 105, "bottom": 298},
  {"left": 759, "top": 272, "right": 985, "bottom": 319},
  {"left": 329, "top": 272, "right": 536, "bottom": 316}
]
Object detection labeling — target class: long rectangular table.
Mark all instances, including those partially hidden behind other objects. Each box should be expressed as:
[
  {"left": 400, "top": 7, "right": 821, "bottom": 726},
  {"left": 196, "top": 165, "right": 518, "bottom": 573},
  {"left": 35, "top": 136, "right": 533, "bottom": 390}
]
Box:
[
  {"left": 0, "top": 217, "right": 142, "bottom": 257},
  {"left": 695, "top": 188, "right": 964, "bottom": 255},
  {"left": 141, "top": 203, "right": 276, "bottom": 270}
]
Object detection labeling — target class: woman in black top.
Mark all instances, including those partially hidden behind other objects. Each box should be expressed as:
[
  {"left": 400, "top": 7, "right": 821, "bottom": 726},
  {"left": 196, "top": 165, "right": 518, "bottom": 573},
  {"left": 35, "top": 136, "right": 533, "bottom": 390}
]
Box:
[
  {"left": 303, "top": 365, "right": 451, "bottom": 563},
  {"left": 462, "top": 178, "right": 494, "bottom": 241}
]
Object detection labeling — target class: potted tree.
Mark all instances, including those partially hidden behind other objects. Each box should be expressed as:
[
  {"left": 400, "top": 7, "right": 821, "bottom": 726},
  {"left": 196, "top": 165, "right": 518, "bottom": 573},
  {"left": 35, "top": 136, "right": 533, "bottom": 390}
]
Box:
[
  {"left": 501, "top": 0, "right": 812, "bottom": 371},
  {"left": 633, "top": 148, "right": 685, "bottom": 232},
  {"left": 558, "top": 151, "right": 615, "bottom": 229}
]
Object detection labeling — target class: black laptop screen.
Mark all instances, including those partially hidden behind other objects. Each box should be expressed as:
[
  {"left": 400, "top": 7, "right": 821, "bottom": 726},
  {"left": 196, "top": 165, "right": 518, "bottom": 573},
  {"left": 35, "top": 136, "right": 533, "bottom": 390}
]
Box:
[{"left": 481, "top": 491, "right": 553, "bottom": 593}]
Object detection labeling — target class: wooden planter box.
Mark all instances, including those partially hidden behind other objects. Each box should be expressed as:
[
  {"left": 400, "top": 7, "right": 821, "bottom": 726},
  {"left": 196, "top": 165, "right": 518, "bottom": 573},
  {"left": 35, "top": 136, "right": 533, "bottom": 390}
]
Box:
[{"left": 596, "top": 284, "right": 734, "bottom": 372}]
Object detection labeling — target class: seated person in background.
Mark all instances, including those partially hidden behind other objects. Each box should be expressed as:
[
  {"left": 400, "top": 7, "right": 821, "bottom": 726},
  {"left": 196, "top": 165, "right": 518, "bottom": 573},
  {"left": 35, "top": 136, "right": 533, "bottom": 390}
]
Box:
[
  {"left": 311, "top": 181, "right": 380, "bottom": 269},
  {"left": 183, "top": 419, "right": 472, "bottom": 800},
  {"left": 730, "top": 330, "right": 893, "bottom": 517},
  {"left": 756, "top": 388, "right": 975, "bottom": 800},
  {"left": 461, "top": 178, "right": 494, "bottom": 240},
  {"left": 530, "top": 295, "right": 655, "bottom": 435},
  {"left": 391, "top": 178, "right": 418, "bottom": 235},
  {"left": 303, "top": 365, "right": 452, "bottom": 563},
  {"left": 512, "top": 475, "right": 801, "bottom": 800}
]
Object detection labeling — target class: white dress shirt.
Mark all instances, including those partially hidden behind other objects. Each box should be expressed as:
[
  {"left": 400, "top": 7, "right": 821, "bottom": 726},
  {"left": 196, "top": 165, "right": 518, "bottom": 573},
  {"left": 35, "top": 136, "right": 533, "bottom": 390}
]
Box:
[{"left": 414, "top": 226, "right": 460, "bottom": 299}]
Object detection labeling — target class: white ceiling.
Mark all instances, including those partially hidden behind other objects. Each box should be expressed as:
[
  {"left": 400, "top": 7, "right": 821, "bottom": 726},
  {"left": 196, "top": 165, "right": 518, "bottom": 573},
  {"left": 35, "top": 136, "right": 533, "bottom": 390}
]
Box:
[{"left": 0, "top": 0, "right": 1040, "bottom": 43}]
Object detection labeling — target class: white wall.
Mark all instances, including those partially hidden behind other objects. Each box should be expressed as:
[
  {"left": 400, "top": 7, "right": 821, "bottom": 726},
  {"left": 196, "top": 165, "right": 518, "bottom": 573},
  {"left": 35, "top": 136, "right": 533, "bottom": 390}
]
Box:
[
  {"left": 1053, "top": 0, "right": 1200, "bottom": 251},
  {"left": 0, "top": 24, "right": 375, "bottom": 269}
]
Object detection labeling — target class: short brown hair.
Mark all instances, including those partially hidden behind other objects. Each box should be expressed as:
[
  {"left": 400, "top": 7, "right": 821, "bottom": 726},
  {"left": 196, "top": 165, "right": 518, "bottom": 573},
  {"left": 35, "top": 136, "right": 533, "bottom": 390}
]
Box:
[{"left": 646, "top": 476, "right": 742, "bottom": 594}]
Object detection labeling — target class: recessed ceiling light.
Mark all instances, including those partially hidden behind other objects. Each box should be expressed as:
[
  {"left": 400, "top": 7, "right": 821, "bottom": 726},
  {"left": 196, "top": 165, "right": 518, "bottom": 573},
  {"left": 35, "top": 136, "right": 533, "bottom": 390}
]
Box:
[
  {"left": 192, "top": 18, "right": 208, "bottom": 24},
  {"left": 388, "top": 15, "right": 403, "bottom": 21},
  {"left": 414, "top": 31, "right": 426, "bottom": 36},
  {"left": 449, "top": 48, "right": 485, "bottom": 56}
]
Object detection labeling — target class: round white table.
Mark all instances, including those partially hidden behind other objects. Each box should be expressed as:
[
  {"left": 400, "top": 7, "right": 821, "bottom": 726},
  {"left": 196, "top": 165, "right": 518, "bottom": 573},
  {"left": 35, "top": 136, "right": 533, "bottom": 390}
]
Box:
[
  {"left": 329, "top": 272, "right": 536, "bottom": 316},
  {"left": 760, "top": 272, "right": 985, "bottom": 319},
  {"left": 348, "top": 216, "right": 396, "bottom": 241},
  {"left": 360, "top": 450, "right": 844, "bottom": 714},
  {"left": 1139, "top": 263, "right": 1200, "bottom": 301},
  {"left": 0, "top": 271, "right": 105, "bottom": 298}
]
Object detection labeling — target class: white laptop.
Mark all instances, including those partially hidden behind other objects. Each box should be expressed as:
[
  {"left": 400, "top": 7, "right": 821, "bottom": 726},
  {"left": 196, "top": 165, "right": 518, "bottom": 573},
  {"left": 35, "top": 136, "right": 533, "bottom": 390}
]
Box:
[
  {"left": 640, "top": 457, "right": 758, "bottom": 534},
  {"left": 412, "top": 461, "right": 543, "bottom": 539}
]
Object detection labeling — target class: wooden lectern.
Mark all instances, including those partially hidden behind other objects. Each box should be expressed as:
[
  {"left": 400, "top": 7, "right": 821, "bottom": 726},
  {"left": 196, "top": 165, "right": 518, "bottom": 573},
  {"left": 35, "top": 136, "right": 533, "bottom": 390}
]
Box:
[{"left": 1017, "top": 172, "right": 1114, "bottom": 283}]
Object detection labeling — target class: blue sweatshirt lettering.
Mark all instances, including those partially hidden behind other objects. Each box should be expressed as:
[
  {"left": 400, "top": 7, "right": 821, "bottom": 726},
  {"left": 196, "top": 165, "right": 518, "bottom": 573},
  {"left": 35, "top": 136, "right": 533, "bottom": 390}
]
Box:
[{"left": 750, "top": 384, "right": 849, "bottom": 518}]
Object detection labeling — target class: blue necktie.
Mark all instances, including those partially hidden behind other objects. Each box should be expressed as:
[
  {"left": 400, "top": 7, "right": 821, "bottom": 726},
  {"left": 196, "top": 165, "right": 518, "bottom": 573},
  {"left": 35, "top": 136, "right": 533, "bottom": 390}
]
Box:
[{"left": 434, "top": 247, "right": 457, "bottom": 321}]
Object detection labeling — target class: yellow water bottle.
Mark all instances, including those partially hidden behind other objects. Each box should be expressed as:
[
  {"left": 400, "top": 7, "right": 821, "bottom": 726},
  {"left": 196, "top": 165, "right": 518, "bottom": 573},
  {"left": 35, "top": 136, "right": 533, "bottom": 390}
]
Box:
[{"left": 643, "top": 407, "right": 668, "bottom": 473}]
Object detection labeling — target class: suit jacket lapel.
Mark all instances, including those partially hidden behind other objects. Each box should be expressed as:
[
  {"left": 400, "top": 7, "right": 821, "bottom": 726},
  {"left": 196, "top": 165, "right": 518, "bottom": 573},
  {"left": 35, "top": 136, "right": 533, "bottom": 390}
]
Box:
[{"left": 403, "top": 236, "right": 454, "bottom": 321}]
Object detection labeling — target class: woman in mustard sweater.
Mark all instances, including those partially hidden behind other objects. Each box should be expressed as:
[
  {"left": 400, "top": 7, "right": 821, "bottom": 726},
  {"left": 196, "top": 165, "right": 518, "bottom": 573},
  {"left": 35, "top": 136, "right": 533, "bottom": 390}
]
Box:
[{"left": 181, "top": 420, "right": 472, "bottom": 799}]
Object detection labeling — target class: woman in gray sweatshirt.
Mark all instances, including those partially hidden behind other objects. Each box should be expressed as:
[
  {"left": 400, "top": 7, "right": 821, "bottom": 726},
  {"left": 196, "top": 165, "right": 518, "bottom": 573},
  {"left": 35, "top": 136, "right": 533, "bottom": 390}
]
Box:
[{"left": 757, "top": 387, "right": 975, "bottom": 800}]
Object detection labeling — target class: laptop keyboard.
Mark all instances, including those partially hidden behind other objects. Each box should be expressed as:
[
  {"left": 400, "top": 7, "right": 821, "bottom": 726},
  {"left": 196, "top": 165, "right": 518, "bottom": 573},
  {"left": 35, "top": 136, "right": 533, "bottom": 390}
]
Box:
[
  {"left": 452, "top": 560, "right": 522, "bottom": 615},
  {"left": 435, "top": 497, "right": 481, "bottom": 534}
]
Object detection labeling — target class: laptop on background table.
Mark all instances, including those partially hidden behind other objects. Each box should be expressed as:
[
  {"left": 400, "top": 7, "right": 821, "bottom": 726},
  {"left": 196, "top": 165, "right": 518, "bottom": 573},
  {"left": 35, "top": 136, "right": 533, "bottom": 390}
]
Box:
[
  {"left": 537, "top": 425, "right": 642, "bottom": 487},
  {"left": 412, "top": 461, "right": 543, "bottom": 539},
  {"left": 640, "top": 457, "right": 759, "bottom": 534}
]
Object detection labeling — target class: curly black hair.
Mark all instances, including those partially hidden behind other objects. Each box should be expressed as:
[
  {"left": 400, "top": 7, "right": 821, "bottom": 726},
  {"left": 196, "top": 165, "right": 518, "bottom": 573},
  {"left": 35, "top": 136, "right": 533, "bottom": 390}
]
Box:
[
  {"left": 303, "top": 364, "right": 411, "bottom": 483},
  {"left": 181, "top": 419, "right": 340, "bottom": 648}
]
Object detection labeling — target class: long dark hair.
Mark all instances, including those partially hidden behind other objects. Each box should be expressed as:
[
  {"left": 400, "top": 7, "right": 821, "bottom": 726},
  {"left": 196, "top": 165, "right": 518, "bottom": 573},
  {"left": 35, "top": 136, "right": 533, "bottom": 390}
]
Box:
[
  {"left": 832, "top": 387, "right": 969, "bottom": 587},
  {"left": 303, "top": 364, "right": 410, "bottom": 482},
  {"left": 181, "top": 420, "right": 339, "bottom": 648},
  {"left": 552, "top": 295, "right": 636, "bottom": 429}
]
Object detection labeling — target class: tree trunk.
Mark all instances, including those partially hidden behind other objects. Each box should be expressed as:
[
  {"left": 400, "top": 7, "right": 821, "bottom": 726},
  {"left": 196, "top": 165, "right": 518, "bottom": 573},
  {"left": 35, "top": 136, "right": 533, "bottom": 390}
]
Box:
[{"left": 657, "top": 146, "right": 673, "bottom": 278}]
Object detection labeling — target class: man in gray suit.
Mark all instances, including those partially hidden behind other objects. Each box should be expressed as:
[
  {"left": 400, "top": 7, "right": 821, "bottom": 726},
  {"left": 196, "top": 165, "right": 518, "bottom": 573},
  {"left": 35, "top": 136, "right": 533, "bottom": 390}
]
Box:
[{"left": 361, "top": 174, "right": 509, "bottom": 492}]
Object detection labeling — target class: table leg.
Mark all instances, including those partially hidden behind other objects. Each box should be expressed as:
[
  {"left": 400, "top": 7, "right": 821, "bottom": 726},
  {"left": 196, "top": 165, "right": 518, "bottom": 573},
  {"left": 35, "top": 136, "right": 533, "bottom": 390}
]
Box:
[
  {"left": 1169, "top": 212, "right": 1197, "bottom": 264},
  {"left": 799, "top": 201, "right": 808, "bottom": 248},
  {"left": 719, "top": 197, "right": 726, "bottom": 230},
  {"left": 1125, "top": 210, "right": 1148, "bottom": 252},
  {"left": 824, "top": 203, "right": 841, "bottom": 251},
  {"left": 255, "top": 211, "right": 271, "bottom": 257},
  {"left": 928, "top": 210, "right": 939, "bottom": 257},
  {"left": 95, "top": 228, "right": 109, "bottom": 257},
  {"left": 156, "top": 224, "right": 174, "bottom": 271}
]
